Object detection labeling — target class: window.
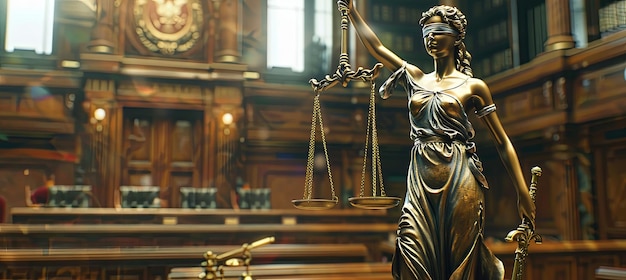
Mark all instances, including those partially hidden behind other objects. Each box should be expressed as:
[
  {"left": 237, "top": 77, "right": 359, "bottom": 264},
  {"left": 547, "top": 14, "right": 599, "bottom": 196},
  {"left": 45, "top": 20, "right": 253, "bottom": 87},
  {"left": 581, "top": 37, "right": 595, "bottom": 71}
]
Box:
[
  {"left": 570, "top": 0, "right": 588, "bottom": 48},
  {"left": 5, "top": 0, "right": 56, "bottom": 54},
  {"left": 267, "top": 0, "right": 305, "bottom": 72},
  {"left": 267, "top": 0, "right": 333, "bottom": 74}
]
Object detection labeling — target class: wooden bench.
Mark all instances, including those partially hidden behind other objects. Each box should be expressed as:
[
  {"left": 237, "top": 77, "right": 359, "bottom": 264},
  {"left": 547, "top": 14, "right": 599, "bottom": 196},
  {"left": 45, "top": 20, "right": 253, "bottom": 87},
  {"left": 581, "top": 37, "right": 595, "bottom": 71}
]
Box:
[
  {"left": 10, "top": 207, "right": 391, "bottom": 225},
  {"left": 0, "top": 243, "right": 370, "bottom": 265},
  {"left": 0, "top": 223, "right": 397, "bottom": 250},
  {"left": 380, "top": 240, "right": 626, "bottom": 280},
  {"left": 169, "top": 262, "right": 393, "bottom": 280},
  {"left": 0, "top": 243, "right": 374, "bottom": 279},
  {"left": 596, "top": 266, "right": 626, "bottom": 280}
]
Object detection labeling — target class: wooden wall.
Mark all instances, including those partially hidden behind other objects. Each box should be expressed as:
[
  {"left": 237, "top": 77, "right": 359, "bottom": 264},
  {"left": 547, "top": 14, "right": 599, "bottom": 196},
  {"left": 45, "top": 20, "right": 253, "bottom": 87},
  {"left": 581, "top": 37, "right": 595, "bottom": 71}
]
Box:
[{"left": 0, "top": 0, "right": 625, "bottom": 244}]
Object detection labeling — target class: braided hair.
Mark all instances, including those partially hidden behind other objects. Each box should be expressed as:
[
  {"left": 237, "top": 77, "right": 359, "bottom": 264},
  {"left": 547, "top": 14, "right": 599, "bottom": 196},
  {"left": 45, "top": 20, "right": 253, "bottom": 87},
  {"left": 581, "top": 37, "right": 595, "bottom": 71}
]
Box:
[{"left": 420, "top": 5, "right": 473, "bottom": 77}]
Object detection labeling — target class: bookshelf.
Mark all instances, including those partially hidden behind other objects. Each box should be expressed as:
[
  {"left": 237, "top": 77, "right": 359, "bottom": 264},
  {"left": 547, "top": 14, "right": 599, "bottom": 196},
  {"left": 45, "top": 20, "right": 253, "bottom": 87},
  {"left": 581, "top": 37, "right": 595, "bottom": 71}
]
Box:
[
  {"left": 598, "top": 0, "right": 626, "bottom": 38},
  {"left": 461, "top": 0, "right": 515, "bottom": 78},
  {"left": 365, "top": 0, "right": 438, "bottom": 74},
  {"left": 517, "top": 0, "right": 547, "bottom": 63}
]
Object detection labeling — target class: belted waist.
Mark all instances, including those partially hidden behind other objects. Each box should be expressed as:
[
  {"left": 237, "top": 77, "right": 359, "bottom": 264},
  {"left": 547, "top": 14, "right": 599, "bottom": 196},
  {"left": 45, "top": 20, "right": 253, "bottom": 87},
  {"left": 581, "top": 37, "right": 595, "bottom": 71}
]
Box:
[{"left": 414, "top": 136, "right": 466, "bottom": 145}]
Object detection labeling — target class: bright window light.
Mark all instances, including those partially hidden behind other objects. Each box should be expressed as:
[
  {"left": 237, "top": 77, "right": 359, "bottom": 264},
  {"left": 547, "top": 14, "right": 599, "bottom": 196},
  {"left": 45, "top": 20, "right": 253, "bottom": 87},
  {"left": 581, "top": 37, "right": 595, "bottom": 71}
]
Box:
[
  {"left": 5, "top": 0, "right": 56, "bottom": 54},
  {"left": 314, "top": 0, "right": 333, "bottom": 73},
  {"left": 267, "top": 0, "right": 304, "bottom": 72}
]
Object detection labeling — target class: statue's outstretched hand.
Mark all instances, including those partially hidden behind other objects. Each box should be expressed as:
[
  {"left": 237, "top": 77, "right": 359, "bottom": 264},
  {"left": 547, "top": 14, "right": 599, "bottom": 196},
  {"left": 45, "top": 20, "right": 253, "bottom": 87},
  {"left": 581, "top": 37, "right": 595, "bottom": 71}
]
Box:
[{"left": 517, "top": 189, "right": 536, "bottom": 229}]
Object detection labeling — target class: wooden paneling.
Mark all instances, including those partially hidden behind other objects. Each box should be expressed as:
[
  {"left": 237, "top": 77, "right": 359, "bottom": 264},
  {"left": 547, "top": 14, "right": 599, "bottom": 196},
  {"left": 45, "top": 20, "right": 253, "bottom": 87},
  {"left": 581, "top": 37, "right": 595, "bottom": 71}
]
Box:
[
  {"left": 572, "top": 61, "right": 626, "bottom": 123},
  {"left": 0, "top": 222, "right": 396, "bottom": 250},
  {"left": 591, "top": 119, "right": 626, "bottom": 239},
  {"left": 11, "top": 207, "right": 390, "bottom": 225},
  {"left": 120, "top": 109, "right": 203, "bottom": 208}
]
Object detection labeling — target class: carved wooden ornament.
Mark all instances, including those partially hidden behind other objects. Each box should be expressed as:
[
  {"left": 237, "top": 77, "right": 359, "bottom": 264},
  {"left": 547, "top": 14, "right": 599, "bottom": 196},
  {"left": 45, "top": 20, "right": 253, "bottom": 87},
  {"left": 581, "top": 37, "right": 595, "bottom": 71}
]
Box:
[{"left": 133, "top": 0, "right": 203, "bottom": 55}]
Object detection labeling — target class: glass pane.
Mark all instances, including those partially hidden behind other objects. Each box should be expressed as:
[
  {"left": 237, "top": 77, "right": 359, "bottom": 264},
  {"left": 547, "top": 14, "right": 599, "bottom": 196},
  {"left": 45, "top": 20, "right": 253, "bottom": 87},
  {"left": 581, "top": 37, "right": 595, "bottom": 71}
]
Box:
[
  {"left": 314, "top": 0, "right": 333, "bottom": 73},
  {"left": 267, "top": 0, "right": 305, "bottom": 72},
  {"left": 5, "top": 0, "right": 55, "bottom": 54}
]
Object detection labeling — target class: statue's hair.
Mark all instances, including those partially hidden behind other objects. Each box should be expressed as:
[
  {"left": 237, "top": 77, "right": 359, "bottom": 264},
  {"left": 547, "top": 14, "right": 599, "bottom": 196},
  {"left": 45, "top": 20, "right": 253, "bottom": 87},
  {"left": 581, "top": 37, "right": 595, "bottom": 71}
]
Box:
[{"left": 420, "top": 5, "right": 473, "bottom": 77}]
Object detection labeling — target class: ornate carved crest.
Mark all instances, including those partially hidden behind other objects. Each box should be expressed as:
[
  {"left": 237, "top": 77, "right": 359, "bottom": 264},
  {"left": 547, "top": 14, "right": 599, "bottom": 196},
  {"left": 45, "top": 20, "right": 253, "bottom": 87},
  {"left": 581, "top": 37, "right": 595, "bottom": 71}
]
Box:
[{"left": 133, "top": 0, "right": 203, "bottom": 55}]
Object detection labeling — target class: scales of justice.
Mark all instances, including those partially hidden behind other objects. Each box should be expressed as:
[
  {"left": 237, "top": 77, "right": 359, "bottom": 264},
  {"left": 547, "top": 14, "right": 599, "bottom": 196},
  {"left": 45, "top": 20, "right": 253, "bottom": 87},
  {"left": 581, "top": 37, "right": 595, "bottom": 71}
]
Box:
[
  {"left": 287, "top": 1, "right": 543, "bottom": 279},
  {"left": 193, "top": 1, "right": 543, "bottom": 279},
  {"left": 290, "top": 1, "right": 401, "bottom": 211}
]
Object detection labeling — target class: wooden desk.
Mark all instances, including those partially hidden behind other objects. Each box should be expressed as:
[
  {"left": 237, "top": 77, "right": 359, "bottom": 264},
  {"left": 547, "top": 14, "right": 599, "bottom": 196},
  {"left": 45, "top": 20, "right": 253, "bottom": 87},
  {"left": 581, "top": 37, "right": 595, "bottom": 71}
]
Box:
[
  {"left": 10, "top": 207, "right": 391, "bottom": 225},
  {"left": 169, "top": 262, "right": 393, "bottom": 280},
  {"left": 381, "top": 240, "right": 626, "bottom": 280},
  {"left": 596, "top": 266, "right": 626, "bottom": 280},
  {"left": 0, "top": 223, "right": 397, "bottom": 249},
  {"left": 0, "top": 243, "right": 370, "bottom": 265},
  {"left": 0, "top": 244, "right": 377, "bottom": 280}
]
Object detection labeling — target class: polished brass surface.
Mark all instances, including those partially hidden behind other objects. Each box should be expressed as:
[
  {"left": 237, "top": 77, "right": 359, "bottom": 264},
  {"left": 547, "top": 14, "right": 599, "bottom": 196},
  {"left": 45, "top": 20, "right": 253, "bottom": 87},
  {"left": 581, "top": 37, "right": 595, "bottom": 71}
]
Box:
[
  {"left": 294, "top": 0, "right": 395, "bottom": 210},
  {"left": 343, "top": 1, "right": 537, "bottom": 279},
  {"left": 200, "top": 236, "right": 275, "bottom": 280},
  {"left": 349, "top": 80, "right": 401, "bottom": 210},
  {"left": 292, "top": 198, "right": 337, "bottom": 210},
  {"left": 133, "top": 0, "right": 204, "bottom": 55},
  {"left": 349, "top": 197, "right": 402, "bottom": 210},
  {"left": 295, "top": 92, "right": 338, "bottom": 208},
  {"left": 506, "top": 167, "right": 543, "bottom": 280}
]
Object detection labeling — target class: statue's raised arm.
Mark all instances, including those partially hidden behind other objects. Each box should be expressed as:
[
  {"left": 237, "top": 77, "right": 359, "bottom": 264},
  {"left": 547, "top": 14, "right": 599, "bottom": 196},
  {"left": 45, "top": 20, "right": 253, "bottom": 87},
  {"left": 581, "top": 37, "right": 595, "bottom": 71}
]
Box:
[
  {"left": 340, "top": 2, "right": 538, "bottom": 279},
  {"left": 340, "top": 0, "right": 424, "bottom": 79}
]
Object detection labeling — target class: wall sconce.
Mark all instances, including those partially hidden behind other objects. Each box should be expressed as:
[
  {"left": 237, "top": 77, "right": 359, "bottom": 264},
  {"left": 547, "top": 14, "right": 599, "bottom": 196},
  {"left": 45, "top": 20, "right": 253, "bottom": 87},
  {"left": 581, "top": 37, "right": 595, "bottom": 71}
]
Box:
[
  {"left": 219, "top": 112, "right": 235, "bottom": 190},
  {"left": 92, "top": 107, "right": 107, "bottom": 174},
  {"left": 94, "top": 108, "right": 106, "bottom": 132},
  {"left": 222, "top": 112, "right": 233, "bottom": 135}
]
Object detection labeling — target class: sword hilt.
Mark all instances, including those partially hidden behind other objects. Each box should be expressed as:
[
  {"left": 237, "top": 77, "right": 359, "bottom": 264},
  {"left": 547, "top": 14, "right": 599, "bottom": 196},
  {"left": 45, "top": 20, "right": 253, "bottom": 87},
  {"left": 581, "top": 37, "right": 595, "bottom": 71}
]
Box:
[
  {"left": 506, "top": 166, "right": 542, "bottom": 280},
  {"left": 529, "top": 166, "right": 542, "bottom": 203}
]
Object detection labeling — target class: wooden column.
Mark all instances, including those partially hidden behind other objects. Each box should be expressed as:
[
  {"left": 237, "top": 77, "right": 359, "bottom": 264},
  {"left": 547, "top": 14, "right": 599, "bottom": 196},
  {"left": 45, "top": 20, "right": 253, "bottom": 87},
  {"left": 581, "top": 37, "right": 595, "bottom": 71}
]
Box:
[
  {"left": 84, "top": 79, "right": 118, "bottom": 207},
  {"left": 86, "top": 0, "right": 116, "bottom": 53},
  {"left": 216, "top": 0, "right": 241, "bottom": 62},
  {"left": 212, "top": 85, "right": 243, "bottom": 206},
  {"left": 542, "top": 125, "right": 587, "bottom": 240},
  {"left": 544, "top": 0, "right": 576, "bottom": 51}
]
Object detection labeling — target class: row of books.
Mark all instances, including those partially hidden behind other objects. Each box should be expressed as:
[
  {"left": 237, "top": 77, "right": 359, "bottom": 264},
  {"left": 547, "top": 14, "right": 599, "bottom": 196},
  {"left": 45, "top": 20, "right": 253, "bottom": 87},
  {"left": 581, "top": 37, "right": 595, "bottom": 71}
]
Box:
[
  {"left": 470, "top": 20, "right": 509, "bottom": 49},
  {"left": 369, "top": 3, "right": 426, "bottom": 25},
  {"left": 377, "top": 31, "right": 419, "bottom": 53},
  {"left": 370, "top": 0, "right": 507, "bottom": 25},
  {"left": 599, "top": 0, "right": 626, "bottom": 35},
  {"left": 473, "top": 48, "right": 513, "bottom": 78},
  {"left": 471, "top": 0, "right": 507, "bottom": 13}
]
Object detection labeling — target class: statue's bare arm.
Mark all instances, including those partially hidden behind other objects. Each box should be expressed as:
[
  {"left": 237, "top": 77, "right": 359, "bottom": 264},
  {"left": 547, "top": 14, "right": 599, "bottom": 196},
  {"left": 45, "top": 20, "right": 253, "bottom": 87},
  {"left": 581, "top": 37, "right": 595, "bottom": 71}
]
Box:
[
  {"left": 343, "top": 0, "right": 424, "bottom": 79},
  {"left": 470, "top": 78, "right": 536, "bottom": 225}
]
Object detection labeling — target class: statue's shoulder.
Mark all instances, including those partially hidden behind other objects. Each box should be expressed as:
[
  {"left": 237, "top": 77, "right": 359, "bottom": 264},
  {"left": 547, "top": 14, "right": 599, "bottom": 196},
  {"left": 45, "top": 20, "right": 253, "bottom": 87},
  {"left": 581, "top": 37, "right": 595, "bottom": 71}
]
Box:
[{"left": 467, "top": 77, "right": 490, "bottom": 94}]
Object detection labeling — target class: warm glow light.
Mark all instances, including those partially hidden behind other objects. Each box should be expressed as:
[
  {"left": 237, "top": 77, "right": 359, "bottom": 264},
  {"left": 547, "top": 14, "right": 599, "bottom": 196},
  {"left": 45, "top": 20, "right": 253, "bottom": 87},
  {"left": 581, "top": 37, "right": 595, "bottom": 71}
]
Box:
[
  {"left": 94, "top": 108, "right": 106, "bottom": 121},
  {"left": 222, "top": 113, "right": 233, "bottom": 125}
]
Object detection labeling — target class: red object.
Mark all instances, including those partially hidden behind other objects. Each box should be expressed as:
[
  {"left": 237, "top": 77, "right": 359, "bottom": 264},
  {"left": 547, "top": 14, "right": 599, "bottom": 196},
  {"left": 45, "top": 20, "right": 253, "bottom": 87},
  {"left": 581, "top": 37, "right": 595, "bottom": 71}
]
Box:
[
  {"left": 0, "top": 196, "right": 6, "bottom": 223},
  {"left": 30, "top": 186, "right": 50, "bottom": 205}
]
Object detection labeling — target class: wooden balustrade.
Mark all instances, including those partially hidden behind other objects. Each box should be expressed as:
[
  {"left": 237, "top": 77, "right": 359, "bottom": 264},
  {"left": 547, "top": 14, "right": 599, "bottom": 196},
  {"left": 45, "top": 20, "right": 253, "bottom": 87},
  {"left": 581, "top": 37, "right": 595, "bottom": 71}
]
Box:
[
  {"left": 0, "top": 243, "right": 378, "bottom": 279},
  {"left": 0, "top": 223, "right": 397, "bottom": 249},
  {"left": 169, "top": 262, "right": 393, "bottom": 280},
  {"left": 10, "top": 207, "right": 390, "bottom": 225},
  {"left": 379, "top": 240, "right": 626, "bottom": 280}
]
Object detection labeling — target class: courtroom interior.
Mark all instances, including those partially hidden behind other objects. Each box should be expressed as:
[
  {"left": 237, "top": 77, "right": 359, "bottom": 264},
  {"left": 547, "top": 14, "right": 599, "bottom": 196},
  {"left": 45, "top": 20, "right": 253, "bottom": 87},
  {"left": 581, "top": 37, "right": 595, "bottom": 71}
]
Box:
[{"left": 0, "top": 0, "right": 625, "bottom": 279}]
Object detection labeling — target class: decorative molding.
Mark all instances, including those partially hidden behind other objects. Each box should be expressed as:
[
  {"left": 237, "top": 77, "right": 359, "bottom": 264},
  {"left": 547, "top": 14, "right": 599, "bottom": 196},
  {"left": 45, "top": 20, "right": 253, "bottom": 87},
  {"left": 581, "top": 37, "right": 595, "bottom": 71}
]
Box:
[{"left": 133, "top": 0, "right": 204, "bottom": 55}]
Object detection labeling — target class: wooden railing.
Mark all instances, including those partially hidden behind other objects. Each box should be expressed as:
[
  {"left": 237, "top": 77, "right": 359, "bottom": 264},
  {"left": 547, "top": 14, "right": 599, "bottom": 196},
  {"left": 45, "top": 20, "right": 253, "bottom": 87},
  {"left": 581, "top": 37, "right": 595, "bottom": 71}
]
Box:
[
  {"left": 0, "top": 243, "right": 379, "bottom": 279},
  {"left": 0, "top": 223, "right": 397, "bottom": 249},
  {"left": 379, "top": 240, "right": 626, "bottom": 280},
  {"left": 169, "top": 262, "right": 393, "bottom": 280},
  {"left": 10, "top": 207, "right": 390, "bottom": 225}
]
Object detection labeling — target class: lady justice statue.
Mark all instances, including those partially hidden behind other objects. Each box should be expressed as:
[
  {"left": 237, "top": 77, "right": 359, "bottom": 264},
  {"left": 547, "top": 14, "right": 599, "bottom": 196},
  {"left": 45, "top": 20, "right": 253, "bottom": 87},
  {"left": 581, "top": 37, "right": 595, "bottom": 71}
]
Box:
[{"left": 340, "top": 1, "right": 536, "bottom": 279}]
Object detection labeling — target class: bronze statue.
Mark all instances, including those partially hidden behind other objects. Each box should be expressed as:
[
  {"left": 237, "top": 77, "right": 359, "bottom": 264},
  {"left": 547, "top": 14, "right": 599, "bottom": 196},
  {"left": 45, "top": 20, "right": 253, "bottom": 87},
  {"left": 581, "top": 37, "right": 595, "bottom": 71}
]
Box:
[{"left": 341, "top": 1, "right": 536, "bottom": 279}]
